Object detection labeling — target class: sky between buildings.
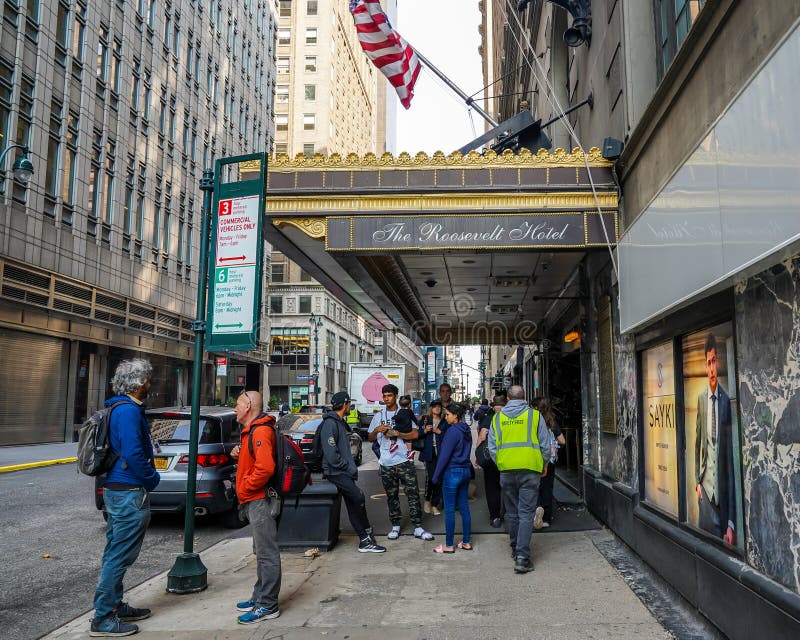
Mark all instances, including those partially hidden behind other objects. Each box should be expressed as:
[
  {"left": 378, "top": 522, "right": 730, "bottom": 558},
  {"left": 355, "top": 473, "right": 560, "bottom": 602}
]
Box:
[{"left": 395, "top": 0, "right": 484, "bottom": 156}]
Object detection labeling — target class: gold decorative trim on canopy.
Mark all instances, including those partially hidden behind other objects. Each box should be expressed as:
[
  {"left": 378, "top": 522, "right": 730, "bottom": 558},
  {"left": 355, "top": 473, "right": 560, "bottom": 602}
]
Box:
[
  {"left": 266, "top": 191, "right": 618, "bottom": 215},
  {"left": 268, "top": 147, "right": 610, "bottom": 170},
  {"left": 273, "top": 217, "right": 327, "bottom": 239}
]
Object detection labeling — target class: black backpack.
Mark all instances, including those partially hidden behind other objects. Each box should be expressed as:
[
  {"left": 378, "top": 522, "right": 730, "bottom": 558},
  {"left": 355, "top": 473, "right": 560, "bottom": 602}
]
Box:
[
  {"left": 76, "top": 401, "right": 130, "bottom": 476},
  {"left": 248, "top": 419, "right": 311, "bottom": 499}
]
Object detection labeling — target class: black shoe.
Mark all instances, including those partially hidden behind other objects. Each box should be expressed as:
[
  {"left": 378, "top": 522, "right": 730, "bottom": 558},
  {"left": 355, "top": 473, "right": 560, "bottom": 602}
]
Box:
[
  {"left": 358, "top": 536, "right": 387, "bottom": 553},
  {"left": 490, "top": 517, "right": 502, "bottom": 528},
  {"left": 116, "top": 602, "right": 151, "bottom": 621},
  {"left": 510, "top": 547, "right": 516, "bottom": 559},
  {"left": 514, "top": 556, "right": 534, "bottom": 573}
]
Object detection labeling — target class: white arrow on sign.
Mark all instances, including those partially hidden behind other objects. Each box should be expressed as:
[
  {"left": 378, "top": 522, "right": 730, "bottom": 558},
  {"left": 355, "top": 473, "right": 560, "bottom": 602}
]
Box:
[{"left": 216, "top": 195, "right": 259, "bottom": 268}]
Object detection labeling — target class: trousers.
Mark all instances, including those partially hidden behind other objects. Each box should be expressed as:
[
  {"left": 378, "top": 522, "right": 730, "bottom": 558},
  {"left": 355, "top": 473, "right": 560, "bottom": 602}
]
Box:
[
  {"left": 442, "top": 466, "right": 471, "bottom": 547},
  {"left": 379, "top": 461, "right": 423, "bottom": 527},
  {"left": 500, "top": 471, "right": 541, "bottom": 561},
  {"left": 244, "top": 498, "right": 281, "bottom": 609},
  {"left": 327, "top": 473, "right": 370, "bottom": 539},
  {"left": 93, "top": 488, "right": 151, "bottom": 621}
]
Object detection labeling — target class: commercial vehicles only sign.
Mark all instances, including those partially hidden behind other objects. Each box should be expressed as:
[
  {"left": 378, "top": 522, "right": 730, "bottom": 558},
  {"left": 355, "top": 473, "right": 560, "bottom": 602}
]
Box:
[{"left": 206, "top": 154, "right": 266, "bottom": 352}]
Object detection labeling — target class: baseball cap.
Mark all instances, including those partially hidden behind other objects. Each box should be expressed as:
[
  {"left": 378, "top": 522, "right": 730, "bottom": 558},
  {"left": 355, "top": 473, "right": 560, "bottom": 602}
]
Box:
[{"left": 331, "top": 391, "right": 351, "bottom": 406}]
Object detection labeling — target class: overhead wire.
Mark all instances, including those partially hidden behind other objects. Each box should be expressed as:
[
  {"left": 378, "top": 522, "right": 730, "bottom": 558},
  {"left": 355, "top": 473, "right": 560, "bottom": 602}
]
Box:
[{"left": 497, "top": 0, "right": 619, "bottom": 280}]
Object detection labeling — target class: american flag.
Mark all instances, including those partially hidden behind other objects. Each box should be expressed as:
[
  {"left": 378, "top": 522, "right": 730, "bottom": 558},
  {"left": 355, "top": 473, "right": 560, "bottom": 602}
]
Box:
[{"left": 349, "top": 0, "right": 422, "bottom": 109}]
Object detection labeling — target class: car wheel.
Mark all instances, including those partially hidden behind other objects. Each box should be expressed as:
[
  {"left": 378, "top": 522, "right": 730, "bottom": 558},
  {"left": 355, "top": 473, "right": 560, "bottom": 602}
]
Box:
[{"left": 220, "top": 502, "right": 248, "bottom": 529}]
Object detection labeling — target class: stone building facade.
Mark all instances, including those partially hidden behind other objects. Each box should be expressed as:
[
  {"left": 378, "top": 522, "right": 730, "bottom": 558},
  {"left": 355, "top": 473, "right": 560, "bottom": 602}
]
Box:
[
  {"left": 481, "top": 1, "right": 800, "bottom": 637},
  {"left": 0, "top": 0, "right": 278, "bottom": 444}
]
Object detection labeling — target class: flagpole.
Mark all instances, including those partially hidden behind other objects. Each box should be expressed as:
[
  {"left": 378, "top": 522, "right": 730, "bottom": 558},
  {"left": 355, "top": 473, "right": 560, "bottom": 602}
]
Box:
[{"left": 413, "top": 50, "right": 499, "bottom": 128}]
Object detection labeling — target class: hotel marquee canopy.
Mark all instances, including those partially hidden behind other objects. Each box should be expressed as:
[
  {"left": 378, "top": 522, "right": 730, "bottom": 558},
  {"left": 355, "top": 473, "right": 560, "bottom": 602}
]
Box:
[{"left": 258, "top": 148, "right": 618, "bottom": 345}]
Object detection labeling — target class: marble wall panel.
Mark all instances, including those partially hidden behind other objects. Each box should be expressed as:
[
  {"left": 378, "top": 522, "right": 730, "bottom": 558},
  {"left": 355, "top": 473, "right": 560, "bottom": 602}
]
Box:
[{"left": 734, "top": 254, "right": 800, "bottom": 593}]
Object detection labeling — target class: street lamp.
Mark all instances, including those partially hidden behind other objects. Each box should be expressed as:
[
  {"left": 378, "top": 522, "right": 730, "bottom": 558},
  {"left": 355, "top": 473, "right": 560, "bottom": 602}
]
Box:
[
  {"left": 310, "top": 313, "right": 323, "bottom": 402},
  {"left": 459, "top": 358, "right": 465, "bottom": 400},
  {"left": 0, "top": 144, "right": 35, "bottom": 192},
  {"left": 357, "top": 338, "right": 366, "bottom": 362}
]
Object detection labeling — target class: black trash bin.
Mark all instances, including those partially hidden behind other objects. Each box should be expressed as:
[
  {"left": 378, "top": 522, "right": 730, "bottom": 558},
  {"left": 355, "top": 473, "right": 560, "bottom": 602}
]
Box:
[{"left": 277, "top": 475, "right": 341, "bottom": 551}]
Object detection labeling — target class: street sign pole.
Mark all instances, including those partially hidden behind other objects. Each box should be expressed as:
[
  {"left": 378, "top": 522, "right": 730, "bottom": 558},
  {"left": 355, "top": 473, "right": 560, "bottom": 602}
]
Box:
[{"left": 167, "top": 169, "right": 214, "bottom": 594}]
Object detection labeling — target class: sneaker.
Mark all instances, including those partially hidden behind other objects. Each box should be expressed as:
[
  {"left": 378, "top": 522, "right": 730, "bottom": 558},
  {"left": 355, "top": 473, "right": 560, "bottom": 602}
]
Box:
[
  {"left": 431, "top": 507, "right": 441, "bottom": 516},
  {"left": 89, "top": 615, "right": 138, "bottom": 637},
  {"left": 358, "top": 536, "right": 387, "bottom": 553},
  {"left": 115, "top": 603, "right": 151, "bottom": 622},
  {"left": 490, "top": 517, "right": 502, "bottom": 528},
  {"left": 514, "top": 556, "right": 534, "bottom": 573},
  {"left": 237, "top": 606, "right": 280, "bottom": 625},
  {"left": 533, "top": 506, "right": 545, "bottom": 530},
  {"left": 387, "top": 526, "right": 400, "bottom": 540},
  {"left": 413, "top": 527, "right": 434, "bottom": 541},
  {"left": 541, "top": 521, "right": 551, "bottom": 528},
  {"left": 235, "top": 599, "right": 257, "bottom": 612}
]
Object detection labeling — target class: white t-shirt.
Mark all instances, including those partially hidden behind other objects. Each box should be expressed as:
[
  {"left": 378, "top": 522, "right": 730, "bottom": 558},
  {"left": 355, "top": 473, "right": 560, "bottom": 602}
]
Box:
[{"left": 368, "top": 408, "right": 408, "bottom": 467}]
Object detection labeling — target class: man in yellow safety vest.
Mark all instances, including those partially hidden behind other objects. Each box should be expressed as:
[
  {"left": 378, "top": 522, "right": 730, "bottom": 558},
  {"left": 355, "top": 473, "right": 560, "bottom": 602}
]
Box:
[
  {"left": 346, "top": 403, "right": 359, "bottom": 427},
  {"left": 488, "top": 385, "right": 551, "bottom": 574}
]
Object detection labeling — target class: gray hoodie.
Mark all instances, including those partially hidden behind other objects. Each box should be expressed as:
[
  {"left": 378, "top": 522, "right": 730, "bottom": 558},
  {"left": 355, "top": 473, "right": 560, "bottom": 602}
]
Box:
[{"left": 487, "top": 399, "right": 553, "bottom": 468}]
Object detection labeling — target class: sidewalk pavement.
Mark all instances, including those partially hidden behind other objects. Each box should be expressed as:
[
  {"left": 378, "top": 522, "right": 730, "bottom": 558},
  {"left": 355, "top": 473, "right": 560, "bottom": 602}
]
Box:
[
  {"left": 0, "top": 442, "right": 77, "bottom": 473},
  {"left": 43, "top": 529, "right": 671, "bottom": 640}
]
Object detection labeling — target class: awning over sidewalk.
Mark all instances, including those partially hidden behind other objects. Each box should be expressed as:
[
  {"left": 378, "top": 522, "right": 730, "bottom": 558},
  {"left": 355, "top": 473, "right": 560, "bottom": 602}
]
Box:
[{"left": 264, "top": 148, "right": 618, "bottom": 344}]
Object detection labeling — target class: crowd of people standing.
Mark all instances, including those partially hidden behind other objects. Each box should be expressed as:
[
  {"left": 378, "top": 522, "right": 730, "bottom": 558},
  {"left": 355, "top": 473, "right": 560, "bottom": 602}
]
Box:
[{"left": 89, "top": 358, "right": 565, "bottom": 636}]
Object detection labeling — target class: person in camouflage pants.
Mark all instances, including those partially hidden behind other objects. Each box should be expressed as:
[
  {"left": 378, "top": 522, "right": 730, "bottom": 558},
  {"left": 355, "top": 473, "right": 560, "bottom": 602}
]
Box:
[{"left": 380, "top": 460, "right": 424, "bottom": 528}]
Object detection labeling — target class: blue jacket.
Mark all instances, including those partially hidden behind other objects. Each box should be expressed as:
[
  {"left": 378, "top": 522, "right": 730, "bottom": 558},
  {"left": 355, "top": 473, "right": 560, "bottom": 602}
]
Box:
[
  {"left": 103, "top": 395, "right": 160, "bottom": 491},
  {"left": 431, "top": 421, "right": 472, "bottom": 484}
]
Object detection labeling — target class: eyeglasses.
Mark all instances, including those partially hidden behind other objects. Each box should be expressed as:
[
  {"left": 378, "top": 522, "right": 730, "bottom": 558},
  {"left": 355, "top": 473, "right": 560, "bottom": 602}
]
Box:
[{"left": 237, "top": 389, "right": 251, "bottom": 408}]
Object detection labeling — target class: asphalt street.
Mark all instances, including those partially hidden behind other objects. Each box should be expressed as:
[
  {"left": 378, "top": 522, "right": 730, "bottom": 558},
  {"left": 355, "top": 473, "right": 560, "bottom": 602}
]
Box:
[{"left": 0, "top": 463, "right": 239, "bottom": 640}]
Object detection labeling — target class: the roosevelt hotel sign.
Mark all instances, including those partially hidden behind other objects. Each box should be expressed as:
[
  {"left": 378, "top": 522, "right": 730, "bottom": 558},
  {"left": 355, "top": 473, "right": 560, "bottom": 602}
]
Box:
[{"left": 325, "top": 212, "right": 618, "bottom": 251}]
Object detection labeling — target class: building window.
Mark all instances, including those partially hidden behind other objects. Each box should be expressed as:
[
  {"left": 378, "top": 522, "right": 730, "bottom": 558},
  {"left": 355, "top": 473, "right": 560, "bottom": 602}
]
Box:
[
  {"left": 305, "top": 28, "right": 317, "bottom": 45},
  {"left": 303, "top": 143, "right": 314, "bottom": 158},
  {"left": 275, "top": 143, "right": 287, "bottom": 155},
  {"left": 45, "top": 100, "right": 62, "bottom": 200},
  {"left": 0, "top": 57, "right": 12, "bottom": 153},
  {"left": 16, "top": 75, "right": 34, "bottom": 147},
  {"left": 271, "top": 262, "right": 285, "bottom": 283},
  {"left": 276, "top": 114, "right": 288, "bottom": 131},
  {"left": 72, "top": 5, "right": 85, "bottom": 62},
  {"left": 304, "top": 84, "right": 316, "bottom": 101},
  {"left": 654, "top": 0, "right": 706, "bottom": 78},
  {"left": 306, "top": 0, "right": 318, "bottom": 16},
  {"left": 278, "top": 28, "right": 290, "bottom": 45},
  {"left": 276, "top": 84, "right": 289, "bottom": 103},
  {"left": 305, "top": 55, "right": 317, "bottom": 72},
  {"left": 277, "top": 57, "right": 289, "bottom": 73},
  {"left": 299, "top": 296, "right": 312, "bottom": 314},
  {"left": 300, "top": 268, "right": 313, "bottom": 282},
  {"left": 270, "top": 296, "right": 283, "bottom": 314},
  {"left": 279, "top": 0, "right": 291, "bottom": 17},
  {"left": 62, "top": 111, "right": 78, "bottom": 205},
  {"left": 54, "top": 1, "right": 69, "bottom": 66},
  {"left": 303, "top": 114, "right": 315, "bottom": 130},
  {"left": 96, "top": 25, "right": 108, "bottom": 81}
]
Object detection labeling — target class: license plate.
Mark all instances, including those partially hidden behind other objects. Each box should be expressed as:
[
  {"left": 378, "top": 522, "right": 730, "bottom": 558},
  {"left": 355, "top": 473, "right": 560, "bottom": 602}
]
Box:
[{"left": 154, "top": 457, "right": 169, "bottom": 470}]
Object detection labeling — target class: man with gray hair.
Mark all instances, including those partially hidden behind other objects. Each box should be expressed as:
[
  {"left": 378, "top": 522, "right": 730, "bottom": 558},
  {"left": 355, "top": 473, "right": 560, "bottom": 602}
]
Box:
[
  {"left": 488, "top": 385, "right": 550, "bottom": 574},
  {"left": 91, "top": 358, "right": 160, "bottom": 637}
]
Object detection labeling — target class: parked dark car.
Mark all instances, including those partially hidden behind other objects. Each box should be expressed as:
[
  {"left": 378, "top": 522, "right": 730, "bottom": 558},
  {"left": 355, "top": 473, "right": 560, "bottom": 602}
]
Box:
[
  {"left": 297, "top": 404, "right": 332, "bottom": 414},
  {"left": 95, "top": 406, "right": 245, "bottom": 528},
  {"left": 279, "top": 414, "right": 362, "bottom": 471}
]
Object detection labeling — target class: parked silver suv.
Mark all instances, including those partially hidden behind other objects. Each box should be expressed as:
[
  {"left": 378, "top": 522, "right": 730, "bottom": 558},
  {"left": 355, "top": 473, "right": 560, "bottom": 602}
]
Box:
[{"left": 95, "top": 406, "right": 245, "bottom": 528}]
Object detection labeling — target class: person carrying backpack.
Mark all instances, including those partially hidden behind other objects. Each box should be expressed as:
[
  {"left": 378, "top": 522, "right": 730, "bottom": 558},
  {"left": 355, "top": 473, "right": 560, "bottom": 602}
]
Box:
[
  {"left": 90, "top": 359, "right": 160, "bottom": 638},
  {"left": 230, "top": 390, "right": 282, "bottom": 625},
  {"left": 318, "top": 392, "right": 385, "bottom": 553}
]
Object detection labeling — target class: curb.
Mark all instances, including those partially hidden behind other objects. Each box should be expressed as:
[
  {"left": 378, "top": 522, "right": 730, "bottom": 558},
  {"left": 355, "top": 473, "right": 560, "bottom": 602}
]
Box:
[{"left": 0, "top": 457, "right": 78, "bottom": 474}]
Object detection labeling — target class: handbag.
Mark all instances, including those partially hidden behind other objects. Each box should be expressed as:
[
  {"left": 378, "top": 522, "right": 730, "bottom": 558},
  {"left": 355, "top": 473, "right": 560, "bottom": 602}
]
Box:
[
  {"left": 475, "top": 439, "right": 494, "bottom": 469},
  {"left": 411, "top": 417, "right": 427, "bottom": 452}
]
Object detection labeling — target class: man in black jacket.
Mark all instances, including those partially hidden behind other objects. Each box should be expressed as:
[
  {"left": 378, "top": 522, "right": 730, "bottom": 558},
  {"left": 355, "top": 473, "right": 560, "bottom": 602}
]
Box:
[{"left": 319, "top": 391, "right": 386, "bottom": 553}]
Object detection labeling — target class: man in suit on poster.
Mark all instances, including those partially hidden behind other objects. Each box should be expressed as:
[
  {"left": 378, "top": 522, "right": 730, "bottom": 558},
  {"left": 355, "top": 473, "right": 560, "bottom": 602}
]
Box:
[{"left": 695, "top": 332, "right": 736, "bottom": 545}]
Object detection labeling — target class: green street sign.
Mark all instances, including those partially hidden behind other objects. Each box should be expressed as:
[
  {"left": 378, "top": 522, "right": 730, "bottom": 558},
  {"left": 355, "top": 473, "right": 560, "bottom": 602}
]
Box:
[{"left": 206, "top": 153, "right": 267, "bottom": 352}]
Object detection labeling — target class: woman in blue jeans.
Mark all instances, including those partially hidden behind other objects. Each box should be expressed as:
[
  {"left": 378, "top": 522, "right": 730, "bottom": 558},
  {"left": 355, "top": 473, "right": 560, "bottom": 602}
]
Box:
[{"left": 431, "top": 403, "right": 473, "bottom": 553}]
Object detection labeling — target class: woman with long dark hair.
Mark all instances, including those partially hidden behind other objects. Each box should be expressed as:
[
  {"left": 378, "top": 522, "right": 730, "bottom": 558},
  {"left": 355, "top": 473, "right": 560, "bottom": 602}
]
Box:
[
  {"left": 418, "top": 401, "right": 445, "bottom": 515},
  {"left": 432, "top": 402, "right": 473, "bottom": 553}
]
